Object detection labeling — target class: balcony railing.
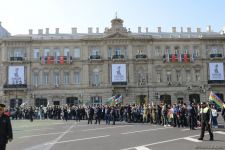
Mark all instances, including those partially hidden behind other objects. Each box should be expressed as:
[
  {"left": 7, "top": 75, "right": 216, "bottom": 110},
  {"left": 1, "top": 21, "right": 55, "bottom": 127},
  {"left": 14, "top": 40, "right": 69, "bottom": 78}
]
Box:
[
  {"left": 112, "top": 55, "right": 124, "bottom": 59},
  {"left": 90, "top": 55, "right": 101, "bottom": 60},
  {"left": 210, "top": 53, "right": 223, "bottom": 58},
  {"left": 3, "top": 84, "right": 27, "bottom": 89},
  {"left": 136, "top": 54, "right": 147, "bottom": 59},
  {"left": 10, "top": 57, "right": 25, "bottom": 61},
  {"left": 39, "top": 56, "right": 72, "bottom": 64}
]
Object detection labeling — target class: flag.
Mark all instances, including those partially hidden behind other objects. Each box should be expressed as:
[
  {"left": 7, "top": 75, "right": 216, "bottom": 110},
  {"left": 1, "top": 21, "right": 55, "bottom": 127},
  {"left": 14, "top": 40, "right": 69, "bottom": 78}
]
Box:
[
  {"left": 47, "top": 56, "right": 51, "bottom": 64},
  {"left": 190, "top": 53, "right": 194, "bottom": 63},
  {"left": 184, "top": 54, "right": 188, "bottom": 63},
  {"left": 42, "top": 54, "right": 45, "bottom": 64},
  {"left": 178, "top": 53, "right": 182, "bottom": 63},
  {"left": 60, "top": 56, "right": 64, "bottom": 64},
  {"left": 172, "top": 54, "right": 176, "bottom": 63},
  {"left": 115, "top": 95, "right": 123, "bottom": 104},
  {"left": 106, "top": 96, "right": 116, "bottom": 104},
  {"left": 209, "top": 91, "right": 225, "bottom": 109},
  {"left": 167, "top": 53, "right": 170, "bottom": 62}
]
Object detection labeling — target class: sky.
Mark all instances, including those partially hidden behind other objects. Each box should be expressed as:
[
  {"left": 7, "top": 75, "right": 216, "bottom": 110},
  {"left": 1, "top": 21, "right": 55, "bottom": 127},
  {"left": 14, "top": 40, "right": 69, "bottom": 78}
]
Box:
[{"left": 0, "top": 0, "right": 225, "bottom": 35}]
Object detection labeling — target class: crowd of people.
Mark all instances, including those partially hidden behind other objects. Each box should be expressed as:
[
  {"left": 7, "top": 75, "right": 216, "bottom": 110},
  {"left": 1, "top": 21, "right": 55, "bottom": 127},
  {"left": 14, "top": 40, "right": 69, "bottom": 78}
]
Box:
[{"left": 6, "top": 102, "right": 225, "bottom": 129}]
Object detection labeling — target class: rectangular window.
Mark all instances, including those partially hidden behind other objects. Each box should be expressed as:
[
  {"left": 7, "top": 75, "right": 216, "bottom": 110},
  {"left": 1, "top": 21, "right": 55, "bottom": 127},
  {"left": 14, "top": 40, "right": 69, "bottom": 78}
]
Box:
[
  {"left": 195, "top": 70, "right": 200, "bottom": 82},
  {"left": 74, "top": 48, "right": 80, "bottom": 58},
  {"left": 44, "top": 48, "right": 50, "bottom": 57},
  {"left": 91, "top": 47, "right": 100, "bottom": 56},
  {"left": 64, "top": 72, "right": 69, "bottom": 85},
  {"left": 34, "top": 48, "right": 39, "bottom": 60},
  {"left": 176, "top": 71, "right": 181, "bottom": 82},
  {"left": 91, "top": 96, "right": 102, "bottom": 106},
  {"left": 53, "top": 72, "right": 60, "bottom": 85},
  {"left": 155, "top": 46, "right": 160, "bottom": 56},
  {"left": 92, "top": 72, "right": 100, "bottom": 86},
  {"left": 166, "top": 72, "right": 171, "bottom": 82},
  {"left": 64, "top": 48, "right": 70, "bottom": 57},
  {"left": 108, "top": 47, "right": 112, "bottom": 58},
  {"left": 74, "top": 72, "right": 80, "bottom": 84},
  {"left": 33, "top": 73, "right": 39, "bottom": 87},
  {"left": 156, "top": 72, "right": 161, "bottom": 83},
  {"left": 115, "top": 48, "right": 121, "bottom": 55},
  {"left": 186, "top": 70, "right": 191, "bottom": 82},
  {"left": 43, "top": 72, "right": 48, "bottom": 85}
]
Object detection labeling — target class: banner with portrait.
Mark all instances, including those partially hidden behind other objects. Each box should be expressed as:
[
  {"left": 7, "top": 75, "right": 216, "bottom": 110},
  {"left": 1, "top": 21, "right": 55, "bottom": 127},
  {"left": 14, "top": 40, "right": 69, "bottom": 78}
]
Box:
[
  {"left": 8, "top": 66, "right": 25, "bottom": 84},
  {"left": 112, "top": 64, "right": 127, "bottom": 83},
  {"left": 209, "top": 63, "right": 224, "bottom": 80}
]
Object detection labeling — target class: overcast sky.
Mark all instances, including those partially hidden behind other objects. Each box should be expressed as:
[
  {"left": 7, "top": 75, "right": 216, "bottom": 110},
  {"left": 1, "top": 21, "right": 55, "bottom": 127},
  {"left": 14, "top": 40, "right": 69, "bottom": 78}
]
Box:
[{"left": 0, "top": 0, "right": 225, "bottom": 35}]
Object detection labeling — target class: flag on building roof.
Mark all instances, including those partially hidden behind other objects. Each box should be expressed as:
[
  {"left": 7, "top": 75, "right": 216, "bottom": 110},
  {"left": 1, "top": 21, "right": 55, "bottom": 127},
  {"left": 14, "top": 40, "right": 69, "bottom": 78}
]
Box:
[{"left": 209, "top": 91, "right": 225, "bottom": 109}]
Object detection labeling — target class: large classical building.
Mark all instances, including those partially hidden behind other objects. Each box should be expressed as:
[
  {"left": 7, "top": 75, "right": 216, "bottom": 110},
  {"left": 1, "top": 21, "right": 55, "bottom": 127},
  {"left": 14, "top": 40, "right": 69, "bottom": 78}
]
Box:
[{"left": 0, "top": 18, "right": 225, "bottom": 108}]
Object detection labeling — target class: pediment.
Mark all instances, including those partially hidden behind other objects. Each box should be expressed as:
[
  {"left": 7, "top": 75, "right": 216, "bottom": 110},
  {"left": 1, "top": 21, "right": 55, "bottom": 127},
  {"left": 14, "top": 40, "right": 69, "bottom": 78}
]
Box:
[{"left": 104, "top": 32, "right": 130, "bottom": 39}]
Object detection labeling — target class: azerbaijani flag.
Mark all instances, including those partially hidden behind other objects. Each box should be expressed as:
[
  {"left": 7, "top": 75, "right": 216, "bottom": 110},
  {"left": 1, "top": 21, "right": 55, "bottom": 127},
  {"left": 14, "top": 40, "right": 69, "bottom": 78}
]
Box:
[
  {"left": 106, "top": 96, "right": 116, "bottom": 104},
  {"left": 209, "top": 91, "right": 225, "bottom": 108},
  {"left": 115, "top": 95, "right": 123, "bottom": 104}
]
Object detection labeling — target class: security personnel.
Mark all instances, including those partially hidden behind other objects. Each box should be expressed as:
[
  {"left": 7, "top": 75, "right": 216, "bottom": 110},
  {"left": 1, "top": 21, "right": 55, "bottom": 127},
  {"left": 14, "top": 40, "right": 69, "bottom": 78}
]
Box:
[
  {"left": 0, "top": 104, "right": 13, "bottom": 150},
  {"left": 198, "top": 102, "right": 214, "bottom": 141}
]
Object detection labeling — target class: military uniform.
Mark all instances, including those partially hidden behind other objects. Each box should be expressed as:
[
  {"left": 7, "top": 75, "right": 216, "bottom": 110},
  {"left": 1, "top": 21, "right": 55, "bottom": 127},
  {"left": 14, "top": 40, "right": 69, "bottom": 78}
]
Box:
[
  {"left": 0, "top": 104, "right": 13, "bottom": 150},
  {"left": 198, "top": 103, "right": 214, "bottom": 141}
]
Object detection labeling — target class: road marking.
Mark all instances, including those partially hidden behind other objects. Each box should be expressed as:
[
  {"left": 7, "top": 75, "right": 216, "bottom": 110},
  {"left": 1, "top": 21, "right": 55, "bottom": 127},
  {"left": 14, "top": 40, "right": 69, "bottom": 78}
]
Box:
[
  {"left": 215, "top": 131, "right": 225, "bottom": 135},
  {"left": 121, "top": 134, "right": 200, "bottom": 150},
  {"left": 121, "top": 127, "right": 168, "bottom": 135},
  {"left": 181, "top": 129, "right": 190, "bottom": 131},
  {"left": 82, "top": 125, "right": 132, "bottom": 132},
  {"left": 23, "top": 125, "right": 74, "bottom": 150},
  {"left": 135, "top": 146, "right": 151, "bottom": 150},
  {"left": 14, "top": 128, "right": 54, "bottom": 132},
  {"left": 45, "top": 135, "right": 110, "bottom": 145},
  {"left": 183, "top": 137, "right": 202, "bottom": 142},
  {"left": 18, "top": 131, "right": 74, "bottom": 139}
]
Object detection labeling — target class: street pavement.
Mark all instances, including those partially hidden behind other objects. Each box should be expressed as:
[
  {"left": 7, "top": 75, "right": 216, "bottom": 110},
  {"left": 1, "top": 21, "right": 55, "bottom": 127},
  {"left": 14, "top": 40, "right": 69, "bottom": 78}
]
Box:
[{"left": 7, "top": 119, "right": 225, "bottom": 150}]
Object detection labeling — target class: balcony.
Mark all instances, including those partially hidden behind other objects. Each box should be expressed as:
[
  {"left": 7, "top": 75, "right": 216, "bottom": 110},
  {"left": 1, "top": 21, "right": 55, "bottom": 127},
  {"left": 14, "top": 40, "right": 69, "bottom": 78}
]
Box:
[
  {"left": 3, "top": 84, "right": 27, "bottom": 89},
  {"left": 136, "top": 54, "right": 147, "bottom": 60},
  {"left": 10, "top": 57, "right": 25, "bottom": 61},
  {"left": 112, "top": 55, "right": 124, "bottom": 60},
  {"left": 210, "top": 53, "right": 223, "bottom": 58},
  {"left": 39, "top": 56, "right": 72, "bottom": 64},
  {"left": 89, "top": 55, "right": 101, "bottom": 60}
]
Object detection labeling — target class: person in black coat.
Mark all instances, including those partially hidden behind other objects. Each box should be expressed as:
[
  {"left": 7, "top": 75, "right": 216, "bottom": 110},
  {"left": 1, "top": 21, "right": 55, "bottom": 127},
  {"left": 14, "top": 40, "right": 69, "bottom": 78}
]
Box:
[{"left": 0, "top": 104, "right": 13, "bottom": 150}]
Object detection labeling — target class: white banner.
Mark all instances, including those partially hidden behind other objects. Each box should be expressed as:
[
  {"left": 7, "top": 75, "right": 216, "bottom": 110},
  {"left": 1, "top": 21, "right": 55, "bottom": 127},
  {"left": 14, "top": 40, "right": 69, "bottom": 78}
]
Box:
[
  {"left": 112, "top": 64, "right": 126, "bottom": 82},
  {"left": 8, "top": 66, "right": 25, "bottom": 84},
  {"left": 209, "top": 63, "right": 224, "bottom": 80}
]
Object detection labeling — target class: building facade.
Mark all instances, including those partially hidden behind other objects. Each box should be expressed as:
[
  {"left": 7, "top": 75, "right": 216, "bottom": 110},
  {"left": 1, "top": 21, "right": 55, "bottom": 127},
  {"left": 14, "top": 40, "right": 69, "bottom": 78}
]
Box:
[{"left": 0, "top": 18, "right": 225, "bottom": 108}]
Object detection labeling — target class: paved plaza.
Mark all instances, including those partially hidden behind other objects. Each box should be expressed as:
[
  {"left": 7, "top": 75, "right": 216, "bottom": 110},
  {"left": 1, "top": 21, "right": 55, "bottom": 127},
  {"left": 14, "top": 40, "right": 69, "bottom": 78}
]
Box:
[{"left": 7, "top": 119, "right": 225, "bottom": 150}]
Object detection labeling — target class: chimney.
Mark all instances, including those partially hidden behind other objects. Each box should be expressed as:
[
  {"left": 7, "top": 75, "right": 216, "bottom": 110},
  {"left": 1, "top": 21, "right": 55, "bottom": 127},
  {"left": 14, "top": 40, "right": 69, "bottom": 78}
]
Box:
[
  {"left": 157, "top": 27, "right": 161, "bottom": 33},
  {"left": 172, "top": 27, "right": 176, "bottom": 33},
  {"left": 55, "top": 28, "right": 59, "bottom": 34},
  {"left": 197, "top": 28, "right": 201, "bottom": 33},
  {"left": 181, "top": 27, "right": 183, "bottom": 33},
  {"left": 207, "top": 25, "right": 211, "bottom": 32},
  {"left": 29, "top": 29, "right": 33, "bottom": 35},
  {"left": 38, "top": 29, "right": 43, "bottom": 35},
  {"left": 72, "top": 28, "right": 77, "bottom": 34},
  {"left": 45, "top": 28, "right": 49, "bottom": 34},
  {"left": 146, "top": 27, "right": 148, "bottom": 33},
  {"left": 88, "top": 27, "right": 92, "bottom": 34},
  {"left": 187, "top": 27, "right": 191, "bottom": 33},
  {"left": 138, "top": 27, "right": 141, "bottom": 33},
  {"left": 96, "top": 27, "right": 99, "bottom": 33}
]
